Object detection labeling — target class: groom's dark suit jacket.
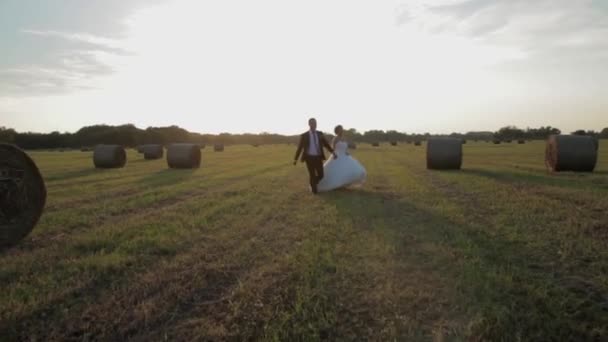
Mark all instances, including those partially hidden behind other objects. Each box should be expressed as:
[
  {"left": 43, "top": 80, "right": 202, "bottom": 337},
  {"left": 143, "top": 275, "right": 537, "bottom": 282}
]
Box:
[{"left": 294, "top": 131, "right": 334, "bottom": 163}]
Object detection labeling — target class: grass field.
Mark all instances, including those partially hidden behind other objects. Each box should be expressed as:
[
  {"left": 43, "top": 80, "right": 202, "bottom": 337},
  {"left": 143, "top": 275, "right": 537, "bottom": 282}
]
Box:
[{"left": 1, "top": 141, "right": 608, "bottom": 341}]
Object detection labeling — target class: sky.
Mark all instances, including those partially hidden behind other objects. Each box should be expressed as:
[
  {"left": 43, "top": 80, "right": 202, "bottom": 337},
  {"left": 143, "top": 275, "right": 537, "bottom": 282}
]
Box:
[{"left": 0, "top": 0, "right": 607, "bottom": 135}]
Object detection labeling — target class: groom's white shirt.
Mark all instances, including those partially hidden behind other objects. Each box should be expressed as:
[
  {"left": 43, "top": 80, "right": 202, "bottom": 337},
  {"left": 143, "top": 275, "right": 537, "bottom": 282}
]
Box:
[{"left": 308, "top": 130, "right": 320, "bottom": 156}]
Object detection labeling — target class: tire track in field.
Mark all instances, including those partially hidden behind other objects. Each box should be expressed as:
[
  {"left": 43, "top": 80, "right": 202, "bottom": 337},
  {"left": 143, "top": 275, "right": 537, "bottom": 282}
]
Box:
[
  {"left": 6, "top": 162, "right": 289, "bottom": 254},
  {"left": 402, "top": 158, "right": 608, "bottom": 340},
  {"left": 44, "top": 152, "right": 277, "bottom": 209},
  {"left": 6, "top": 168, "right": 303, "bottom": 341}
]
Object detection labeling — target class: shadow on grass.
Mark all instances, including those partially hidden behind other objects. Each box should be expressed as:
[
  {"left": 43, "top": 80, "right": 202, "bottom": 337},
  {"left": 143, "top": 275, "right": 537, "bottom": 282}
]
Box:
[
  {"left": 319, "top": 187, "right": 608, "bottom": 340},
  {"left": 462, "top": 167, "right": 608, "bottom": 191},
  {"left": 43, "top": 167, "right": 101, "bottom": 182},
  {"left": 137, "top": 168, "right": 198, "bottom": 187}
]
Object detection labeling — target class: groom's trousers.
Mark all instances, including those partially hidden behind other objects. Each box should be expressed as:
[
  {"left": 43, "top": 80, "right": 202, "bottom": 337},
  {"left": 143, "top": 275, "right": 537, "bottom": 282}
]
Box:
[{"left": 305, "top": 156, "right": 324, "bottom": 193}]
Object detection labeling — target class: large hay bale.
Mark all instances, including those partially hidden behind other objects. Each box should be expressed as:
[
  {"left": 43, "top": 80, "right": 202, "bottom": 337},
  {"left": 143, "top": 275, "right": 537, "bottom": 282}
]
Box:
[
  {"left": 371, "top": 142, "right": 380, "bottom": 147},
  {"left": 545, "top": 135, "right": 597, "bottom": 172},
  {"left": 93, "top": 145, "right": 126, "bottom": 168},
  {"left": 414, "top": 141, "right": 421, "bottom": 146},
  {"left": 214, "top": 144, "right": 225, "bottom": 152},
  {"left": 493, "top": 140, "right": 501, "bottom": 145},
  {"left": 517, "top": 140, "right": 525, "bottom": 144},
  {"left": 426, "top": 138, "right": 463, "bottom": 170},
  {"left": 143, "top": 144, "right": 164, "bottom": 160},
  {"left": 167, "top": 144, "right": 201, "bottom": 169},
  {"left": 0, "top": 144, "right": 46, "bottom": 249},
  {"left": 390, "top": 141, "right": 398, "bottom": 146}
]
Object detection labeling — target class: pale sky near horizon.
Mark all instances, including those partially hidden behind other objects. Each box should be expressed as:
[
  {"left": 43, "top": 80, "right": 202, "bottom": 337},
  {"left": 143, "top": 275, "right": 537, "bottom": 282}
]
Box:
[{"left": 0, "top": 0, "right": 607, "bottom": 135}]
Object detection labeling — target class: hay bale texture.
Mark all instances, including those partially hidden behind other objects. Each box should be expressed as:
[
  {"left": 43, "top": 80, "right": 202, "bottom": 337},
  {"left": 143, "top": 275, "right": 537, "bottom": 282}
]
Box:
[
  {"left": 545, "top": 135, "right": 597, "bottom": 172},
  {"left": 167, "top": 144, "right": 201, "bottom": 169},
  {"left": 93, "top": 145, "right": 126, "bottom": 168},
  {"left": 426, "top": 138, "right": 463, "bottom": 170},
  {"left": 142, "top": 144, "right": 164, "bottom": 160},
  {"left": 0, "top": 144, "right": 47, "bottom": 249},
  {"left": 214, "top": 144, "right": 225, "bottom": 152}
]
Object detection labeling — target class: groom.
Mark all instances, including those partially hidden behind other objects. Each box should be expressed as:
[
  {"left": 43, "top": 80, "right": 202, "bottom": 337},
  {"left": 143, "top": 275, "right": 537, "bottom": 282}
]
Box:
[{"left": 293, "top": 118, "right": 337, "bottom": 194}]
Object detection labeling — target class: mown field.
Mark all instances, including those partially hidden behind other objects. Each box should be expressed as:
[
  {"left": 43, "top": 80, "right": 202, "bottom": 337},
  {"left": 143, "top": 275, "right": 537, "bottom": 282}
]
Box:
[{"left": 1, "top": 141, "right": 608, "bottom": 341}]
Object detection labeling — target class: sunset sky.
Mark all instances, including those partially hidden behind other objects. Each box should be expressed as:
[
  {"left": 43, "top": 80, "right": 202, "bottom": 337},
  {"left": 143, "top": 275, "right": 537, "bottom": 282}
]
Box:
[{"left": 1, "top": 0, "right": 607, "bottom": 134}]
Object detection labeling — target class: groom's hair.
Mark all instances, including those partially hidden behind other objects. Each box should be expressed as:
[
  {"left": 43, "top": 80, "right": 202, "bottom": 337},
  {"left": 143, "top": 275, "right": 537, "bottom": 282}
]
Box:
[
  {"left": 308, "top": 118, "right": 316, "bottom": 124},
  {"left": 334, "top": 125, "right": 343, "bottom": 135}
]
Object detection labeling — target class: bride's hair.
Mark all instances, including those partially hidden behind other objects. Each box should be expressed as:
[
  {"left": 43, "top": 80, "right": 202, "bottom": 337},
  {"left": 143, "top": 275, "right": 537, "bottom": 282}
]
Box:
[{"left": 334, "top": 125, "right": 343, "bottom": 135}]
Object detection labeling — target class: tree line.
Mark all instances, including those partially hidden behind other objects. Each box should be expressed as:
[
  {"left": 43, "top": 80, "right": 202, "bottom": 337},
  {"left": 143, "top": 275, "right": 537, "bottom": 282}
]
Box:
[{"left": 0, "top": 124, "right": 606, "bottom": 150}]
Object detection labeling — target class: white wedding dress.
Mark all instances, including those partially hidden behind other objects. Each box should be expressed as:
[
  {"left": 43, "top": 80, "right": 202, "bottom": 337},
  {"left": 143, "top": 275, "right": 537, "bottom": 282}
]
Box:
[{"left": 318, "top": 140, "right": 366, "bottom": 192}]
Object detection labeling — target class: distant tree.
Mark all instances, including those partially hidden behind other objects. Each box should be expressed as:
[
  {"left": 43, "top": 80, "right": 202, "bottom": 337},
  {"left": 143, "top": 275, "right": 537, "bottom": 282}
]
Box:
[
  {"left": 600, "top": 127, "right": 608, "bottom": 138},
  {"left": 0, "top": 127, "right": 16, "bottom": 143}
]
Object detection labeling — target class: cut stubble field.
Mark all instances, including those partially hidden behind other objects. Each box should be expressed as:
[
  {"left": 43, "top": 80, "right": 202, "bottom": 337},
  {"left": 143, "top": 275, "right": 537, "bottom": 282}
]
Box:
[{"left": 1, "top": 141, "right": 608, "bottom": 341}]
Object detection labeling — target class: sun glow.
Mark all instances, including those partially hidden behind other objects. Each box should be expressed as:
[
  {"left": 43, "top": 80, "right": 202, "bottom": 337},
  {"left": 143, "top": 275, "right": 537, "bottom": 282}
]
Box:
[{"left": 4, "top": 0, "right": 538, "bottom": 134}]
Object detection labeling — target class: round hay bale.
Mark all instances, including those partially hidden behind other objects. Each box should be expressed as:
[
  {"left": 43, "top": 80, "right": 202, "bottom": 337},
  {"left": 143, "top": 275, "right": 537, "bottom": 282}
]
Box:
[
  {"left": 167, "top": 144, "right": 201, "bottom": 169},
  {"left": 426, "top": 138, "right": 463, "bottom": 170},
  {"left": 143, "top": 144, "right": 164, "bottom": 160},
  {"left": 390, "top": 141, "right": 398, "bottom": 146},
  {"left": 545, "top": 135, "right": 597, "bottom": 172},
  {"left": 493, "top": 140, "right": 501, "bottom": 145},
  {"left": 414, "top": 141, "right": 422, "bottom": 146},
  {"left": 214, "top": 144, "right": 225, "bottom": 152},
  {"left": 517, "top": 140, "right": 526, "bottom": 144},
  {"left": 505, "top": 140, "right": 512, "bottom": 143},
  {"left": 371, "top": 142, "right": 380, "bottom": 147},
  {"left": 0, "top": 144, "right": 46, "bottom": 249},
  {"left": 93, "top": 145, "right": 126, "bottom": 168}
]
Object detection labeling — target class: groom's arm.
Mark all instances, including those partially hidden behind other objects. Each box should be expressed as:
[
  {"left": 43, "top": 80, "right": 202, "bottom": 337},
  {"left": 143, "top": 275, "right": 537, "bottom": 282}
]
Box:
[
  {"left": 294, "top": 135, "right": 304, "bottom": 164},
  {"left": 321, "top": 133, "right": 334, "bottom": 153}
]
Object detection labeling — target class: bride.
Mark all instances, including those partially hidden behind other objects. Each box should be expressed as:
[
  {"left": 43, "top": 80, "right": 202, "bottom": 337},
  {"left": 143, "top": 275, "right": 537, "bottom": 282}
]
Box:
[{"left": 318, "top": 125, "right": 367, "bottom": 192}]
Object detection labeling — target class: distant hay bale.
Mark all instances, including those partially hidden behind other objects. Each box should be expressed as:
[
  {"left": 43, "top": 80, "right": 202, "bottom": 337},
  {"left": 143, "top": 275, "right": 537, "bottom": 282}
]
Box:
[
  {"left": 390, "top": 141, "right": 398, "bottom": 146},
  {"left": 426, "top": 138, "right": 463, "bottom": 170},
  {"left": 348, "top": 142, "right": 357, "bottom": 149},
  {"left": 517, "top": 140, "right": 526, "bottom": 144},
  {"left": 414, "top": 141, "right": 422, "bottom": 146},
  {"left": 252, "top": 144, "right": 260, "bottom": 147},
  {"left": 167, "top": 144, "right": 201, "bottom": 169},
  {"left": 143, "top": 144, "right": 164, "bottom": 160},
  {"left": 93, "top": 145, "right": 127, "bottom": 168},
  {"left": 505, "top": 140, "right": 512, "bottom": 143},
  {"left": 214, "top": 144, "right": 225, "bottom": 152},
  {"left": 371, "top": 142, "right": 380, "bottom": 147},
  {"left": 0, "top": 144, "right": 47, "bottom": 249},
  {"left": 545, "top": 135, "right": 597, "bottom": 172},
  {"left": 493, "top": 140, "right": 501, "bottom": 145}
]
